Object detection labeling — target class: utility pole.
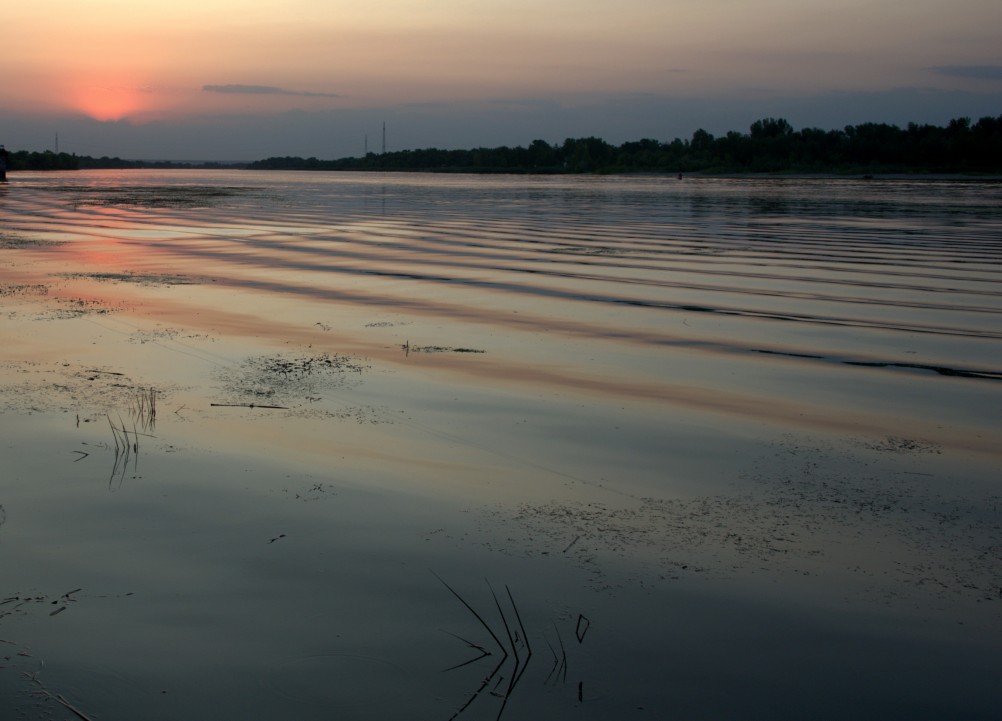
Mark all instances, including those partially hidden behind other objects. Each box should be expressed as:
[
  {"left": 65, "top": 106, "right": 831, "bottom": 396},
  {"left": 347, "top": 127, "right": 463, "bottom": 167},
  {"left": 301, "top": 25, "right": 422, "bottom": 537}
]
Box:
[
  {"left": 382, "top": 122, "right": 386, "bottom": 155},
  {"left": 364, "top": 134, "right": 368, "bottom": 156},
  {"left": 55, "top": 133, "right": 59, "bottom": 154}
]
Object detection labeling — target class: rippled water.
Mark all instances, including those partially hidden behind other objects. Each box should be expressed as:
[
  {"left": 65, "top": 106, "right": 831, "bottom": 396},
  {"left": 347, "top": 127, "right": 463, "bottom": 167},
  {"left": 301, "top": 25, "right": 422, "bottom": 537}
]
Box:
[{"left": 1, "top": 171, "right": 1001, "bottom": 720}]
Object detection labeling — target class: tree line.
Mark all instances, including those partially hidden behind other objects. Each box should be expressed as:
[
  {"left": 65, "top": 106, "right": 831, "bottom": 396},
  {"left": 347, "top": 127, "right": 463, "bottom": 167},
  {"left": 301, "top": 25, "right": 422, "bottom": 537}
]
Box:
[
  {"left": 7, "top": 115, "right": 1002, "bottom": 174},
  {"left": 249, "top": 116, "right": 1002, "bottom": 174},
  {"left": 5, "top": 150, "right": 232, "bottom": 171},
  {"left": 6, "top": 150, "right": 80, "bottom": 170}
]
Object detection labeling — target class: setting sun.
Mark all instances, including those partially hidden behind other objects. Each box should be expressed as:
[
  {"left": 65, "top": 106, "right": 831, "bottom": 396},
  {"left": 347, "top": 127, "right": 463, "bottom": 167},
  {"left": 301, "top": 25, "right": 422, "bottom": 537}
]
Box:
[
  {"left": 3, "top": 0, "right": 1000, "bottom": 160},
  {"left": 66, "top": 76, "right": 154, "bottom": 122}
]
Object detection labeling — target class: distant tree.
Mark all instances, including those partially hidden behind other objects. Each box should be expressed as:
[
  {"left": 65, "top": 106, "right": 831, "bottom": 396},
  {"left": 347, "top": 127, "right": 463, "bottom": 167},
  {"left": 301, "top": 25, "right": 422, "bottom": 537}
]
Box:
[
  {"left": 526, "top": 139, "right": 558, "bottom": 169},
  {"left": 62, "top": 113, "right": 1002, "bottom": 175},
  {"left": 689, "top": 128, "right": 714, "bottom": 152},
  {"left": 8, "top": 150, "right": 79, "bottom": 170},
  {"left": 561, "top": 137, "right": 614, "bottom": 172},
  {"left": 749, "top": 118, "right": 794, "bottom": 139}
]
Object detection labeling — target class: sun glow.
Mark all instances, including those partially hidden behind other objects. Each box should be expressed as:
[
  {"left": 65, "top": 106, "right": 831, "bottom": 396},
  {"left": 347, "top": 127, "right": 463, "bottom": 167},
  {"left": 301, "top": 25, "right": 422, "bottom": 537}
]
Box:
[{"left": 67, "top": 77, "right": 154, "bottom": 122}]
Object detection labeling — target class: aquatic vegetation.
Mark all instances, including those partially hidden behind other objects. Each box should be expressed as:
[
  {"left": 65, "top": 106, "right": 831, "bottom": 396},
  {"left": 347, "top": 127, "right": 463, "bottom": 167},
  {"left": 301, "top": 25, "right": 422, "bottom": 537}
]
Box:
[{"left": 41, "top": 184, "right": 251, "bottom": 209}]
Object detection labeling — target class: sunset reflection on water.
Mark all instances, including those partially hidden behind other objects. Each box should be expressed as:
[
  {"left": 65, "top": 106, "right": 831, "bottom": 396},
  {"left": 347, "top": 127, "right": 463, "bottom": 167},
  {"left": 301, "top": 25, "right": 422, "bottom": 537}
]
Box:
[{"left": 1, "top": 170, "right": 1000, "bottom": 720}]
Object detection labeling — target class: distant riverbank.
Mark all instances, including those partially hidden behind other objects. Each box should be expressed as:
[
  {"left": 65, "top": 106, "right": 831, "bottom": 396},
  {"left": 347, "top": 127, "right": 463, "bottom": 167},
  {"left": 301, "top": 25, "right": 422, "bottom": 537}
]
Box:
[{"left": 8, "top": 114, "right": 1002, "bottom": 176}]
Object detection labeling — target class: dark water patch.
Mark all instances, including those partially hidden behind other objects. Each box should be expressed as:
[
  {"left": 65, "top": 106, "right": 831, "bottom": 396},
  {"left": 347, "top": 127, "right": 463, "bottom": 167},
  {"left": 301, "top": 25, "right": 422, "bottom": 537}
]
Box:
[
  {"left": 58, "top": 272, "right": 199, "bottom": 286},
  {"left": 843, "top": 360, "right": 1002, "bottom": 380},
  {"left": 363, "top": 320, "right": 411, "bottom": 328},
  {"left": 755, "top": 349, "right": 825, "bottom": 359},
  {"left": 127, "top": 326, "right": 214, "bottom": 345},
  {"left": 40, "top": 184, "right": 252, "bottom": 209},
  {"left": 479, "top": 435, "right": 1001, "bottom": 604},
  {"left": 0, "top": 233, "right": 65, "bottom": 249},
  {"left": 228, "top": 224, "right": 1002, "bottom": 291},
  {"left": 0, "top": 360, "right": 178, "bottom": 421},
  {"left": 214, "top": 352, "right": 370, "bottom": 407},
  {"left": 755, "top": 350, "right": 1002, "bottom": 381},
  {"left": 0, "top": 283, "right": 49, "bottom": 298},
  {"left": 863, "top": 437, "right": 943, "bottom": 454},
  {"left": 40, "top": 297, "right": 117, "bottom": 320},
  {"left": 404, "top": 344, "right": 486, "bottom": 354},
  {"left": 132, "top": 243, "right": 1002, "bottom": 341}
]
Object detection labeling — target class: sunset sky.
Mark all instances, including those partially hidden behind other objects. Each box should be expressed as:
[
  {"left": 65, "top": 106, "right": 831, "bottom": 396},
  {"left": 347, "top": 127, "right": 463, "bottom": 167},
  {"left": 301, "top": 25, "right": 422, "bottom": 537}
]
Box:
[{"left": 3, "top": 0, "right": 1001, "bottom": 160}]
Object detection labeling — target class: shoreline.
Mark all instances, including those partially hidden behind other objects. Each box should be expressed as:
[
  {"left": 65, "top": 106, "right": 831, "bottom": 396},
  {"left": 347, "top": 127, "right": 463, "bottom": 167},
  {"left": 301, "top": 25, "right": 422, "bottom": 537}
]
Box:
[{"left": 8, "top": 166, "right": 1002, "bottom": 181}]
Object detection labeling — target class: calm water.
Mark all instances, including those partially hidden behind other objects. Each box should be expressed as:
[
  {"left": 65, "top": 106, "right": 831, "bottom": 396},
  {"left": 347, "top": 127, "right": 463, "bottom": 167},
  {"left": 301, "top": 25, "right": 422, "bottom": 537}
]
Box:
[{"left": 1, "top": 171, "right": 1001, "bottom": 720}]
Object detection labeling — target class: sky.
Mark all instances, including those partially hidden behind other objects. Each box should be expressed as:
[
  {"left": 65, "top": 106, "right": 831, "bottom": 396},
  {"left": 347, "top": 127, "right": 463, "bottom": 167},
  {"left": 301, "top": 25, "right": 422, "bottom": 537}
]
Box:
[{"left": 3, "top": 0, "right": 1001, "bottom": 161}]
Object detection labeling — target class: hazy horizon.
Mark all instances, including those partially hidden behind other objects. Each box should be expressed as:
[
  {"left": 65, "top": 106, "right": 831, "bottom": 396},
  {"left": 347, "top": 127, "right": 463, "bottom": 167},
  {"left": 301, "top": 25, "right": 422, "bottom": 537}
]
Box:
[{"left": 3, "top": 1, "right": 1001, "bottom": 161}]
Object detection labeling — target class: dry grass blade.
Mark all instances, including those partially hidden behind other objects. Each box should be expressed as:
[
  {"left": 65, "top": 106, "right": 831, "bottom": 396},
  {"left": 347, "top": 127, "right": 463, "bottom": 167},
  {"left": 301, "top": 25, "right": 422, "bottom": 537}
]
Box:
[
  {"left": 434, "top": 572, "right": 507, "bottom": 655},
  {"left": 106, "top": 414, "right": 123, "bottom": 452},
  {"left": 210, "top": 402, "right": 290, "bottom": 409},
  {"left": 438, "top": 574, "right": 536, "bottom": 721},
  {"left": 131, "top": 387, "right": 157, "bottom": 431},
  {"left": 440, "top": 630, "right": 492, "bottom": 671},
  {"left": 488, "top": 580, "right": 517, "bottom": 658},
  {"left": 21, "top": 674, "right": 96, "bottom": 721},
  {"left": 550, "top": 621, "right": 568, "bottom": 684},
  {"left": 105, "top": 412, "right": 152, "bottom": 489},
  {"left": 436, "top": 573, "right": 509, "bottom": 721},
  {"left": 505, "top": 584, "right": 532, "bottom": 688}
]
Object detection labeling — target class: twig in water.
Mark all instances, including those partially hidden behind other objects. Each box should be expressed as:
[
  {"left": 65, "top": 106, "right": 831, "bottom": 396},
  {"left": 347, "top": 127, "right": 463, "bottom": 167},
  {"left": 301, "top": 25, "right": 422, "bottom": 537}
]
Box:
[
  {"left": 22, "top": 673, "right": 96, "bottom": 721},
  {"left": 130, "top": 387, "right": 157, "bottom": 431},
  {"left": 435, "top": 573, "right": 507, "bottom": 658},
  {"left": 107, "top": 413, "right": 146, "bottom": 489},
  {"left": 553, "top": 621, "right": 568, "bottom": 683},
  {"left": 210, "top": 403, "right": 290, "bottom": 409},
  {"left": 544, "top": 635, "right": 560, "bottom": 685},
  {"left": 543, "top": 623, "right": 568, "bottom": 686},
  {"left": 504, "top": 584, "right": 532, "bottom": 690},
  {"left": 438, "top": 574, "right": 534, "bottom": 721},
  {"left": 562, "top": 535, "right": 581, "bottom": 554},
  {"left": 440, "top": 630, "right": 492, "bottom": 671},
  {"left": 490, "top": 580, "right": 518, "bottom": 666},
  {"left": 436, "top": 573, "right": 508, "bottom": 721},
  {"left": 107, "top": 414, "right": 121, "bottom": 453}
]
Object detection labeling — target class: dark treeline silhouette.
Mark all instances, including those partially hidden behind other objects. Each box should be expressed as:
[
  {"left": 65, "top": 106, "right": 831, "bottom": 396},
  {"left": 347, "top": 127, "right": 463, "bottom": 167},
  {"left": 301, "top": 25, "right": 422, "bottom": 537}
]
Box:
[
  {"left": 249, "top": 115, "right": 1002, "bottom": 174},
  {"left": 7, "top": 115, "right": 1002, "bottom": 174},
  {"left": 7, "top": 150, "right": 237, "bottom": 171},
  {"left": 7, "top": 150, "right": 80, "bottom": 170}
]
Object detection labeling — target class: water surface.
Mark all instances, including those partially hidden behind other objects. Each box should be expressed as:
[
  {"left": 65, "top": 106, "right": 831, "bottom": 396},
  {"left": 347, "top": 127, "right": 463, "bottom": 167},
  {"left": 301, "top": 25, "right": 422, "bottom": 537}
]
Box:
[{"left": 1, "top": 171, "right": 1000, "bottom": 719}]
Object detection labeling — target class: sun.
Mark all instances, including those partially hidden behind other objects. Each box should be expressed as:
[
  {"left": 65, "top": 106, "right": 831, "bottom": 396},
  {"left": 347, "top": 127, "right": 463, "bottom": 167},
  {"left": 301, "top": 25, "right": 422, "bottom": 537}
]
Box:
[
  {"left": 70, "top": 82, "right": 145, "bottom": 122},
  {"left": 61, "top": 71, "right": 168, "bottom": 122}
]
